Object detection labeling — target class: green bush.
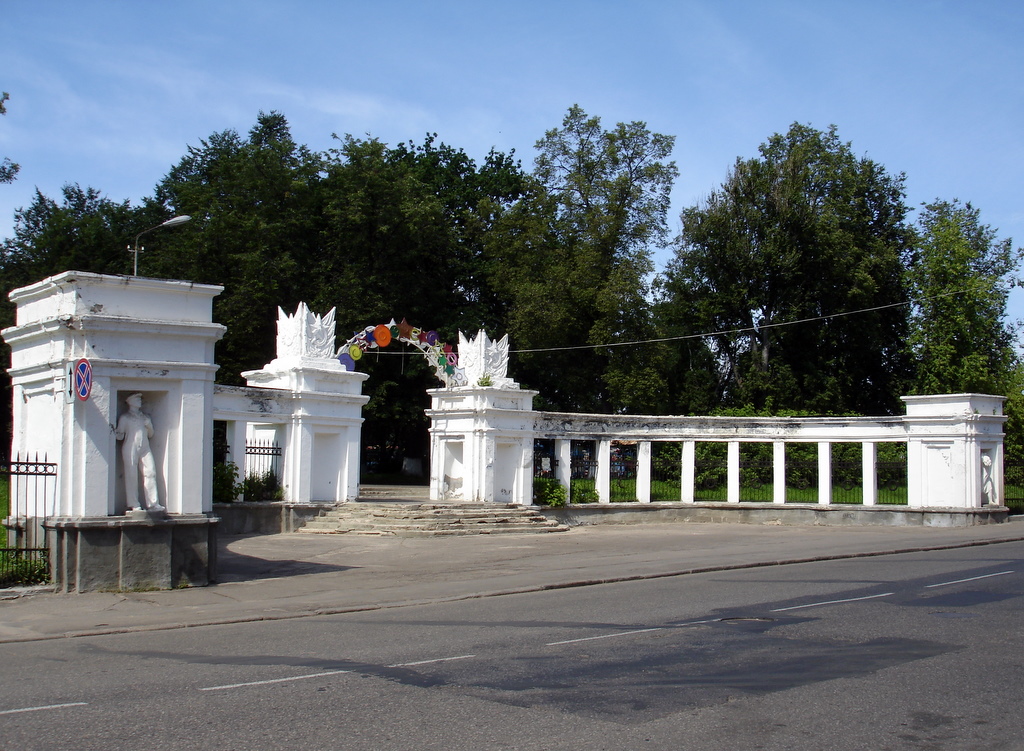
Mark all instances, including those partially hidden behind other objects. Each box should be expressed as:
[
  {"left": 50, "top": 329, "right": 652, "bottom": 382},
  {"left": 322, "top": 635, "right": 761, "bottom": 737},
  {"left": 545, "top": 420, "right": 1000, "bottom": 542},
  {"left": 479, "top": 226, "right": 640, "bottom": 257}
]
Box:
[
  {"left": 212, "top": 461, "right": 242, "bottom": 503},
  {"left": 243, "top": 471, "right": 284, "bottom": 502},
  {"left": 533, "top": 477, "right": 567, "bottom": 507}
]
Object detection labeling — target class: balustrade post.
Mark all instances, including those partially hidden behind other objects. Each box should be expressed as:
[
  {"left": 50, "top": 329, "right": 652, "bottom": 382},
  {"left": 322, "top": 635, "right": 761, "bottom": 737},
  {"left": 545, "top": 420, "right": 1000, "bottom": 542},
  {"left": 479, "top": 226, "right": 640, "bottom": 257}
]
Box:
[
  {"left": 597, "top": 439, "right": 611, "bottom": 503},
  {"left": 637, "top": 441, "right": 652, "bottom": 503},
  {"left": 818, "top": 441, "right": 832, "bottom": 505},
  {"left": 727, "top": 441, "right": 740, "bottom": 503},
  {"left": 555, "top": 438, "right": 571, "bottom": 497},
  {"left": 681, "top": 440, "right": 695, "bottom": 503},
  {"left": 773, "top": 441, "right": 786, "bottom": 504},
  {"left": 862, "top": 441, "right": 877, "bottom": 506}
]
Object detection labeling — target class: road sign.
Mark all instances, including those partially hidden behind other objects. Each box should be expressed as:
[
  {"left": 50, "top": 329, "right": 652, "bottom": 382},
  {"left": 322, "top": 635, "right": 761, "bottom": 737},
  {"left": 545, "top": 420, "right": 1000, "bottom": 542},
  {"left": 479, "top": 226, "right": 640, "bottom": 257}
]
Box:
[{"left": 73, "top": 358, "right": 92, "bottom": 401}]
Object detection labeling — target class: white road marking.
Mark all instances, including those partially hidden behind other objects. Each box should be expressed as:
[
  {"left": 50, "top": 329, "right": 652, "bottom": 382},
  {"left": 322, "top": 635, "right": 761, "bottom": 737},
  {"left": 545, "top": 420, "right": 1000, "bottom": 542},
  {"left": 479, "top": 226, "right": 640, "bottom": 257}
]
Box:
[
  {"left": 771, "top": 592, "right": 894, "bottom": 612},
  {"left": 0, "top": 702, "right": 88, "bottom": 715},
  {"left": 200, "top": 668, "right": 352, "bottom": 691},
  {"left": 388, "top": 655, "right": 476, "bottom": 667},
  {"left": 925, "top": 570, "right": 1014, "bottom": 588},
  {"left": 547, "top": 627, "right": 663, "bottom": 646}
]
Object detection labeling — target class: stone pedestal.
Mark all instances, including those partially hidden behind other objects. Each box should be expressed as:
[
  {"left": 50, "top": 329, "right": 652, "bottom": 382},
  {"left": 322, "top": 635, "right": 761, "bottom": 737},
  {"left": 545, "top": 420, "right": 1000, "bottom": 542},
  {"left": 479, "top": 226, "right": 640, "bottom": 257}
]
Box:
[{"left": 47, "top": 514, "right": 218, "bottom": 592}]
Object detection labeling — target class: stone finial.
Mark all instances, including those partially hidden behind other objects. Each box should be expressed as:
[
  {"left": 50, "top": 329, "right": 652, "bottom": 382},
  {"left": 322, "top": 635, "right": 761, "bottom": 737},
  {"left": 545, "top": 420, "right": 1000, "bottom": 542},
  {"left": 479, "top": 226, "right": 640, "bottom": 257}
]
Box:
[
  {"left": 458, "top": 330, "right": 518, "bottom": 389},
  {"left": 276, "top": 303, "right": 336, "bottom": 361}
]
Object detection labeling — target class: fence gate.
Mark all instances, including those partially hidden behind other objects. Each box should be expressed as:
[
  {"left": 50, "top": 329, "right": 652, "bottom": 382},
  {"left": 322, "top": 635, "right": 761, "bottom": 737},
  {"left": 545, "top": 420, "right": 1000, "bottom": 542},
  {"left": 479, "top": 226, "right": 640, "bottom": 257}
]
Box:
[{"left": 1, "top": 454, "right": 58, "bottom": 588}]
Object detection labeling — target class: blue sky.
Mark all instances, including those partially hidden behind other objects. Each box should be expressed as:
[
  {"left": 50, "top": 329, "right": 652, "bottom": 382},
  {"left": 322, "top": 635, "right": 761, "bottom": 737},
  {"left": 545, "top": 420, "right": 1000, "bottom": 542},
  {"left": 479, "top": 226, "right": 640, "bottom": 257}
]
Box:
[{"left": 2, "top": 1, "right": 1023, "bottom": 320}]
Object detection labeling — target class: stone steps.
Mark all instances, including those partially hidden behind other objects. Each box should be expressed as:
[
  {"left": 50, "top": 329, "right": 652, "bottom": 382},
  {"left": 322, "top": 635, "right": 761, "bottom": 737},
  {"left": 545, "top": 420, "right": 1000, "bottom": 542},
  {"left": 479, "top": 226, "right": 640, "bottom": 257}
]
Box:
[{"left": 299, "top": 501, "right": 569, "bottom": 536}]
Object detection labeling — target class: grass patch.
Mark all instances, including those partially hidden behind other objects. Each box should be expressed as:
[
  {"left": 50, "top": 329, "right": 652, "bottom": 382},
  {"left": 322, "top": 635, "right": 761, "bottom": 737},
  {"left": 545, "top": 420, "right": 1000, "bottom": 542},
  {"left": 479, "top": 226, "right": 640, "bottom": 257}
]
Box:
[{"left": 554, "top": 476, "right": 909, "bottom": 505}]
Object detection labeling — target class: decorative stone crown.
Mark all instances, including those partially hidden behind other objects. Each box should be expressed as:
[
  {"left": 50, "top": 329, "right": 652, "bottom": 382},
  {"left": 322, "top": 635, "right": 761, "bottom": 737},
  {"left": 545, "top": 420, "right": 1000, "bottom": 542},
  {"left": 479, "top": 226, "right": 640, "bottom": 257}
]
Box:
[
  {"left": 458, "top": 330, "right": 518, "bottom": 389},
  {"left": 275, "top": 303, "right": 336, "bottom": 362}
]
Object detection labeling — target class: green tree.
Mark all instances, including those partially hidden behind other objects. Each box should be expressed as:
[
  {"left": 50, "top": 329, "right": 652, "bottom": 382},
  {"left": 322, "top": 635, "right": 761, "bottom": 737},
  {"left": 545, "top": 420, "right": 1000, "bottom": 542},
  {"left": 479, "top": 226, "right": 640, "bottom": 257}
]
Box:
[
  {"left": 0, "top": 184, "right": 140, "bottom": 286},
  {"left": 0, "top": 91, "right": 19, "bottom": 184},
  {"left": 151, "top": 111, "right": 325, "bottom": 383},
  {"left": 661, "top": 123, "right": 913, "bottom": 415},
  {"left": 906, "top": 199, "right": 1020, "bottom": 395},
  {"left": 315, "top": 134, "right": 527, "bottom": 471},
  {"left": 488, "top": 105, "right": 677, "bottom": 412}
]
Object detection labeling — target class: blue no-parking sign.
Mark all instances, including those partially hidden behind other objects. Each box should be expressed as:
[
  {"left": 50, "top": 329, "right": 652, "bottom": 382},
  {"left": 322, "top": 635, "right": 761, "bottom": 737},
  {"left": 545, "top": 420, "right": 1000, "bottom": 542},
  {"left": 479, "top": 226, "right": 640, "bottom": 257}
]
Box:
[{"left": 73, "top": 358, "right": 92, "bottom": 401}]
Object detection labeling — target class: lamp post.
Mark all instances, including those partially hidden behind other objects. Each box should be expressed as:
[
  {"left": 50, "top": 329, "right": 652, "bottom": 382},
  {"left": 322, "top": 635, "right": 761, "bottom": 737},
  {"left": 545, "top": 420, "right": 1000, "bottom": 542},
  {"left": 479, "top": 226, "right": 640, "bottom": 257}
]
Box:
[{"left": 129, "top": 215, "right": 191, "bottom": 276}]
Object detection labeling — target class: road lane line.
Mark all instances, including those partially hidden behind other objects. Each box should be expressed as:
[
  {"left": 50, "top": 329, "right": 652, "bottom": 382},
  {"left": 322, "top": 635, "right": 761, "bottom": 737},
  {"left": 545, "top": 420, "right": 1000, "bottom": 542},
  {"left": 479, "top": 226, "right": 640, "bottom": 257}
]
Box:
[
  {"left": 547, "top": 627, "right": 662, "bottom": 646},
  {"left": 0, "top": 702, "right": 88, "bottom": 715},
  {"left": 388, "top": 655, "right": 476, "bottom": 667},
  {"left": 771, "top": 592, "right": 894, "bottom": 612},
  {"left": 925, "top": 570, "right": 1014, "bottom": 588},
  {"left": 200, "top": 669, "right": 352, "bottom": 691}
]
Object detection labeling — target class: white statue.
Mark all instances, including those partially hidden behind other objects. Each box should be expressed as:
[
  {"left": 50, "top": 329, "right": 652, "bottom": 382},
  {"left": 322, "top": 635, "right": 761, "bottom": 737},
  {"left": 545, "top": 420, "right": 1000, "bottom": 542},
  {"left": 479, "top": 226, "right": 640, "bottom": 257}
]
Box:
[
  {"left": 981, "top": 454, "right": 994, "bottom": 505},
  {"left": 276, "top": 303, "right": 336, "bottom": 361},
  {"left": 458, "top": 330, "right": 518, "bottom": 389},
  {"left": 116, "top": 393, "right": 164, "bottom": 512}
]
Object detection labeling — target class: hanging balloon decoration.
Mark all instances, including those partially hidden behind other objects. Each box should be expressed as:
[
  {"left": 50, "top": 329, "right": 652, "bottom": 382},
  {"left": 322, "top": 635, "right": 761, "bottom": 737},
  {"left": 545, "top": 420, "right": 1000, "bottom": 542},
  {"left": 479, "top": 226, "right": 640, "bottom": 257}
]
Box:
[{"left": 336, "top": 317, "right": 468, "bottom": 387}]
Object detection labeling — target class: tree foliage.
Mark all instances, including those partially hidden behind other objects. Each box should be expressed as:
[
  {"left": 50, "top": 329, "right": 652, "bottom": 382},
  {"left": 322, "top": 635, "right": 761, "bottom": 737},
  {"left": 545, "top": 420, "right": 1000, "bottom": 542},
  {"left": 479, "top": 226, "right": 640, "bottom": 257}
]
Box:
[
  {"left": 2, "top": 108, "right": 1023, "bottom": 472},
  {"left": 906, "top": 199, "right": 1020, "bottom": 394},
  {"left": 488, "top": 105, "right": 677, "bottom": 412},
  {"left": 0, "top": 91, "right": 18, "bottom": 184},
  {"left": 660, "top": 123, "right": 913, "bottom": 415}
]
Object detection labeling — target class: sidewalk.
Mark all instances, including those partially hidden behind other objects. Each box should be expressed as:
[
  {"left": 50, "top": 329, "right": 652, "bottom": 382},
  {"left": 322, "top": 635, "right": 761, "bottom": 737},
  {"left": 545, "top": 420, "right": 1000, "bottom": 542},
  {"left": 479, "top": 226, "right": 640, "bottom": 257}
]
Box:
[{"left": 2, "top": 518, "right": 1024, "bottom": 643}]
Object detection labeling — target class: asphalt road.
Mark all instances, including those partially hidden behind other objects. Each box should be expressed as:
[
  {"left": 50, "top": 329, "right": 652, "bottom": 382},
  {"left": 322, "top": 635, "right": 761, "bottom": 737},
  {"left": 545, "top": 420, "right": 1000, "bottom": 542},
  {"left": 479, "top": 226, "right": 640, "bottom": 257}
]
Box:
[{"left": 1, "top": 541, "right": 1022, "bottom": 751}]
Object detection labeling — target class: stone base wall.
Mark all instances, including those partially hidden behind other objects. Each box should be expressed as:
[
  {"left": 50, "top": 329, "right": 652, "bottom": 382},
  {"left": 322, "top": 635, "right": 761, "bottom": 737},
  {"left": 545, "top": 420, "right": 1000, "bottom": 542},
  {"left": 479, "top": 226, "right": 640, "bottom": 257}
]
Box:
[
  {"left": 213, "top": 502, "right": 330, "bottom": 535},
  {"left": 539, "top": 503, "right": 1009, "bottom": 528},
  {"left": 47, "top": 515, "right": 218, "bottom": 592}
]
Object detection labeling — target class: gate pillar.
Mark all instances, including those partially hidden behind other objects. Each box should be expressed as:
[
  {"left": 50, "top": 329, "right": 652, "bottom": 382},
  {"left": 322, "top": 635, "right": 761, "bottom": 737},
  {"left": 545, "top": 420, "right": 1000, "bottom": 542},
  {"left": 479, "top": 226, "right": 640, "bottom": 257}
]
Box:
[
  {"left": 3, "top": 271, "right": 225, "bottom": 591},
  {"left": 427, "top": 386, "right": 538, "bottom": 504},
  {"left": 902, "top": 394, "right": 1007, "bottom": 508}
]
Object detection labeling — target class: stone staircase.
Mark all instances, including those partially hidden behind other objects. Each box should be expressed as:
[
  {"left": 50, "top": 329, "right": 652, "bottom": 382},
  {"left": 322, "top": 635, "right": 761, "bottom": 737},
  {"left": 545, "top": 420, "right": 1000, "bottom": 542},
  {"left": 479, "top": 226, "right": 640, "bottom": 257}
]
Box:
[{"left": 299, "top": 487, "right": 568, "bottom": 536}]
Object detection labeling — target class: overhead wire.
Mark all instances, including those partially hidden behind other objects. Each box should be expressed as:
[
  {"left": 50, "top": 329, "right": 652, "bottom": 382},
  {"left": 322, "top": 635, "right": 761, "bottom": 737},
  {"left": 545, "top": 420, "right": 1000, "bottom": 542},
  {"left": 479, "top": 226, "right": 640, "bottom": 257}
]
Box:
[
  {"left": 509, "top": 284, "right": 989, "bottom": 354},
  {"left": 346, "top": 282, "right": 995, "bottom": 357}
]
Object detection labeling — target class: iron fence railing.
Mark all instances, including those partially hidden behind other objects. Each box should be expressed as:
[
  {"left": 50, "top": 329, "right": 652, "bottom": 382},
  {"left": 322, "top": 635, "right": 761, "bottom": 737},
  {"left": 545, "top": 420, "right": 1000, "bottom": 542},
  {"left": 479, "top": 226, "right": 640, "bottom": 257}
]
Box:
[
  {"left": 1, "top": 454, "right": 58, "bottom": 588},
  {"left": 245, "top": 440, "right": 282, "bottom": 479},
  {"left": 1004, "top": 463, "right": 1024, "bottom": 513}
]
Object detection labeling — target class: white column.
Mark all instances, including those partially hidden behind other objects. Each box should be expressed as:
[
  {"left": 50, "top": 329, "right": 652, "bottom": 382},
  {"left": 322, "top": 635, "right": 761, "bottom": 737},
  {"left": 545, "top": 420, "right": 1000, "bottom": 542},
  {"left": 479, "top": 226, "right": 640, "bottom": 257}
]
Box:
[
  {"left": 818, "top": 441, "right": 832, "bottom": 505},
  {"left": 555, "top": 439, "right": 571, "bottom": 497},
  {"left": 342, "top": 425, "right": 361, "bottom": 502},
  {"left": 597, "top": 439, "right": 611, "bottom": 503},
  {"left": 773, "top": 441, "right": 786, "bottom": 504},
  {"left": 637, "top": 441, "right": 652, "bottom": 503},
  {"left": 727, "top": 441, "right": 740, "bottom": 503},
  {"left": 428, "top": 431, "right": 444, "bottom": 501},
  {"left": 681, "top": 441, "right": 695, "bottom": 503},
  {"left": 862, "top": 442, "right": 877, "bottom": 506}
]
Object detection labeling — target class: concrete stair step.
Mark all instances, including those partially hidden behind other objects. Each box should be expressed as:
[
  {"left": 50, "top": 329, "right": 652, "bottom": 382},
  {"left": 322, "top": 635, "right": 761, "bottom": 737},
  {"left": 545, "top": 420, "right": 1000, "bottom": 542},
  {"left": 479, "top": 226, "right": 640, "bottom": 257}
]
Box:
[{"left": 298, "top": 501, "right": 568, "bottom": 536}]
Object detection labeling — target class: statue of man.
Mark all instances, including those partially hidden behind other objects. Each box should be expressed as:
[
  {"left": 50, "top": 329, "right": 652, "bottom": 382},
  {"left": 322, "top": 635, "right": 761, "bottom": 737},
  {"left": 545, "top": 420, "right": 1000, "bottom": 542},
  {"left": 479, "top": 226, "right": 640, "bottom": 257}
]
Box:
[{"left": 116, "top": 393, "right": 164, "bottom": 512}]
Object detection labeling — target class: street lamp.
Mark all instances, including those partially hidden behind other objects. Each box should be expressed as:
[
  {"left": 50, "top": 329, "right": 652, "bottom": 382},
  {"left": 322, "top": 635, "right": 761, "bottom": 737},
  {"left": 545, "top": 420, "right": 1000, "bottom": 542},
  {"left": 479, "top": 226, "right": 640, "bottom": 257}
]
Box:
[{"left": 129, "top": 215, "right": 191, "bottom": 276}]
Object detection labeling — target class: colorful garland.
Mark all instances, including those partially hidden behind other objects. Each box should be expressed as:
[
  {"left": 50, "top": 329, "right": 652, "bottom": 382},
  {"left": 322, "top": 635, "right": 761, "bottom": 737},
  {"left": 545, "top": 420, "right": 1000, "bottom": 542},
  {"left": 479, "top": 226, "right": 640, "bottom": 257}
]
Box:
[{"left": 336, "top": 318, "right": 467, "bottom": 387}]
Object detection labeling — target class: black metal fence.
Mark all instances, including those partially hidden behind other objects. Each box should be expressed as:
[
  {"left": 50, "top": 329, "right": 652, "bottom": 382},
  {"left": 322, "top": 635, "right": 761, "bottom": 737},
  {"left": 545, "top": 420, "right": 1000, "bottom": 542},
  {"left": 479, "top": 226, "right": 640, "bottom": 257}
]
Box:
[
  {"left": 245, "top": 440, "right": 282, "bottom": 478},
  {"left": 1004, "top": 463, "right": 1024, "bottom": 513},
  {"left": 242, "top": 440, "right": 283, "bottom": 501},
  {"left": 1, "top": 454, "right": 58, "bottom": 588}
]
